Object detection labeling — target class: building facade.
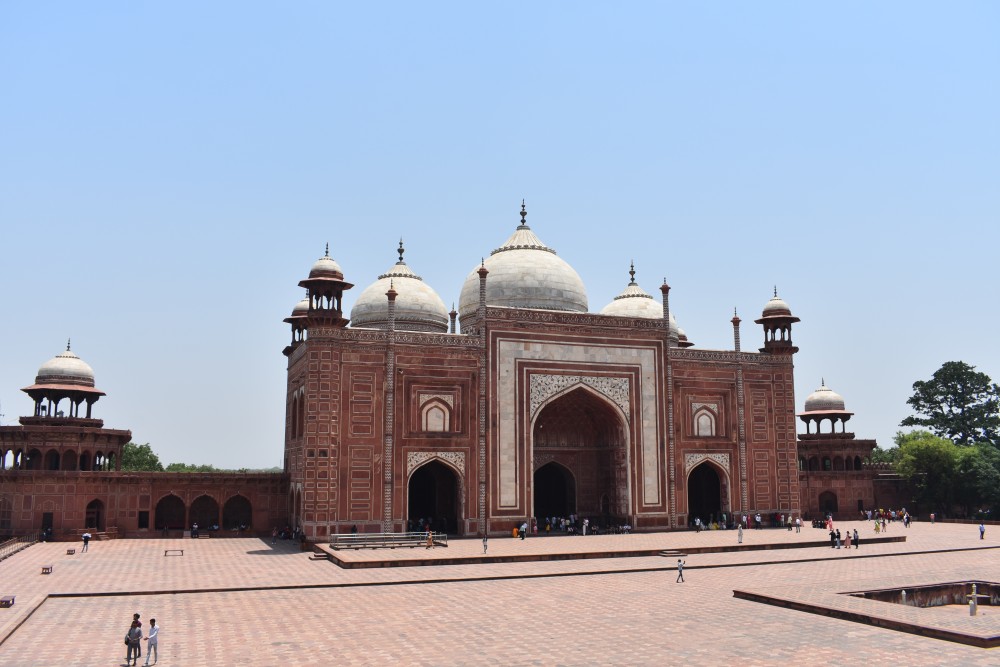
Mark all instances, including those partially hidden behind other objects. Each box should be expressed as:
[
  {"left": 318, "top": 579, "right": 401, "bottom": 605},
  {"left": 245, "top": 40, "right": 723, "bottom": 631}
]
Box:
[
  {"left": 5, "top": 204, "right": 905, "bottom": 542},
  {"left": 282, "top": 205, "right": 803, "bottom": 539}
]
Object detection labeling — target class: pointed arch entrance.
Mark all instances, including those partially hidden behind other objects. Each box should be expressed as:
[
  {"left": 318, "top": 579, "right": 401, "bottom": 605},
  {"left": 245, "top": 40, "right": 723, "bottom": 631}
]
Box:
[
  {"left": 190, "top": 495, "right": 220, "bottom": 529},
  {"left": 687, "top": 462, "right": 723, "bottom": 526},
  {"left": 85, "top": 499, "right": 105, "bottom": 531},
  {"left": 155, "top": 495, "right": 185, "bottom": 531},
  {"left": 407, "top": 460, "right": 460, "bottom": 534},
  {"left": 533, "top": 462, "right": 576, "bottom": 518},
  {"left": 532, "top": 386, "right": 630, "bottom": 521}
]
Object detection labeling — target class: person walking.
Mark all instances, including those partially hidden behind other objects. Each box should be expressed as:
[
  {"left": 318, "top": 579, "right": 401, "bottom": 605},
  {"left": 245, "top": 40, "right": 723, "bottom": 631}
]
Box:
[
  {"left": 482, "top": 534, "right": 488, "bottom": 554},
  {"left": 980, "top": 523, "right": 986, "bottom": 540},
  {"left": 737, "top": 524, "right": 743, "bottom": 544},
  {"left": 125, "top": 618, "right": 143, "bottom": 666},
  {"left": 81, "top": 532, "right": 91, "bottom": 552},
  {"left": 425, "top": 528, "right": 434, "bottom": 549},
  {"left": 835, "top": 529, "right": 842, "bottom": 549},
  {"left": 844, "top": 530, "right": 852, "bottom": 549},
  {"left": 795, "top": 516, "right": 801, "bottom": 533},
  {"left": 676, "top": 559, "right": 685, "bottom": 583},
  {"left": 853, "top": 528, "right": 859, "bottom": 548},
  {"left": 143, "top": 618, "right": 158, "bottom": 666}
]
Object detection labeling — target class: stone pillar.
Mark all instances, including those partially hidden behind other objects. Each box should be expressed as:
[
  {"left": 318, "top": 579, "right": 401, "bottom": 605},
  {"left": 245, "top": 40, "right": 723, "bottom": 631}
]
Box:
[
  {"left": 382, "top": 283, "right": 398, "bottom": 532},
  {"left": 733, "top": 311, "right": 749, "bottom": 513},
  {"left": 661, "top": 280, "right": 676, "bottom": 528},
  {"left": 477, "top": 263, "right": 489, "bottom": 534}
]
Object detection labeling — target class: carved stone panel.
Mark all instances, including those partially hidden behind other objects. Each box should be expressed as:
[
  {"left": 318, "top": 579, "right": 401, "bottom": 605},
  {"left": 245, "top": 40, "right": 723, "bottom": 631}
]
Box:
[
  {"left": 684, "top": 452, "right": 731, "bottom": 475},
  {"left": 529, "top": 374, "right": 630, "bottom": 421},
  {"left": 407, "top": 451, "right": 466, "bottom": 477}
]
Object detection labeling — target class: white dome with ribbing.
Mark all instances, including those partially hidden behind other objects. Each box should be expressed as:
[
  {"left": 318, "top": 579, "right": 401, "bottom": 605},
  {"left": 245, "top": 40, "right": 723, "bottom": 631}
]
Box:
[
  {"left": 458, "top": 204, "right": 588, "bottom": 320},
  {"left": 36, "top": 342, "right": 96, "bottom": 387},
  {"left": 351, "top": 242, "right": 449, "bottom": 333},
  {"left": 804, "top": 380, "right": 846, "bottom": 413}
]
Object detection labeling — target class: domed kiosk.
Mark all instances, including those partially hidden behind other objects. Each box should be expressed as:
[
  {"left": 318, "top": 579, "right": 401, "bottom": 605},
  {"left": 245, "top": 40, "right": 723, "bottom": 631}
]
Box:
[{"left": 457, "top": 203, "right": 588, "bottom": 325}]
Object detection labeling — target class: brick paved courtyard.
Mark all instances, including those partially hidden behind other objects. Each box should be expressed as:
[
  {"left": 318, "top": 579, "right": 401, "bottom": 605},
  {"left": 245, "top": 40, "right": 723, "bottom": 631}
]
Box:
[{"left": 0, "top": 522, "right": 996, "bottom": 665}]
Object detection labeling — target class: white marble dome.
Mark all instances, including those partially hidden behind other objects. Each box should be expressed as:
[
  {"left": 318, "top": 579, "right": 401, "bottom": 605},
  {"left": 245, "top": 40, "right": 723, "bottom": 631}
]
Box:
[
  {"left": 351, "top": 243, "right": 449, "bottom": 333},
  {"left": 309, "top": 244, "right": 344, "bottom": 280},
  {"left": 458, "top": 204, "right": 588, "bottom": 320},
  {"left": 599, "top": 266, "right": 681, "bottom": 337},
  {"left": 762, "top": 289, "right": 792, "bottom": 317},
  {"left": 804, "top": 381, "right": 846, "bottom": 412},
  {"left": 36, "top": 343, "right": 95, "bottom": 387}
]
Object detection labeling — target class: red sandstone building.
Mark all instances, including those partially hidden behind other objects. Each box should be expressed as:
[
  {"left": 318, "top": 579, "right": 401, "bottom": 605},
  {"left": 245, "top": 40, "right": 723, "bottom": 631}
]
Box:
[{"left": 2, "top": 204, "right": 895, "bottom": 541}]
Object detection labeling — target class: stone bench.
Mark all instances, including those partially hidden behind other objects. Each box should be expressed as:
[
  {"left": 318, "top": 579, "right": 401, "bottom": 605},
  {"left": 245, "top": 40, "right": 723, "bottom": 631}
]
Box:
[
  {"left": 0, "top": 596, "right": 14, "bottom": 608},
  {"left": 164, "top": 549, "right": 184, "bottom": 557},
  {"left": 66, "top": 548, "right": 76, "bottom": 555},
  {"left": 41, "top": 564, "right": 53, "bottom": 574}
]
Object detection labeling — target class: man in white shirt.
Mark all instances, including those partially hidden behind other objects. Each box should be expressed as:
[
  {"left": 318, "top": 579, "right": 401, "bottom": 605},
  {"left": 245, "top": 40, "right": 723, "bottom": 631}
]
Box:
[{"left": 143, "top": 619, "right": 159, "bottom": 666}]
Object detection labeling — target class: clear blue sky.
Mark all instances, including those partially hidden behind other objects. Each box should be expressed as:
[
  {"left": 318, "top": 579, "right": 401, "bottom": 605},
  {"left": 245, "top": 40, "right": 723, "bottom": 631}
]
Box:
[{"left": 2, "top": 3, "right": 997, "bottom": 467}]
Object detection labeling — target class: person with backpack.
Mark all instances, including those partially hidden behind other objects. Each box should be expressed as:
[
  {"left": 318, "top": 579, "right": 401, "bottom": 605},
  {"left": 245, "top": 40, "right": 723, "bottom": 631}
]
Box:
[{"left": 125, "top": 616, "right": 143, "bottom": 666}]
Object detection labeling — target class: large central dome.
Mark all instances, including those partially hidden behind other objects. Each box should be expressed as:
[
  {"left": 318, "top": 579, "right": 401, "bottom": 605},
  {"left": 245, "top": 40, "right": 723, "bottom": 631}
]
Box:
[{"left": 458, "top": 204, "right": 588, "bottom": 320}]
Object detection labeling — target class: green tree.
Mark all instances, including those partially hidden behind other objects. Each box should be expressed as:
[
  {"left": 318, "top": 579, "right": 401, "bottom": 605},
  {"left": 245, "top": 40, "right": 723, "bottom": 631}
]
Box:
[
  {"left": 955, "top": 444, "right": 1000, "bottom": 515},
  {"left": 119, "top": 442, "right": 164, "bottom": 472},
  {"left": 869, "top": 446, "right": 899, "bottom": 465},
  {"left": 165, "top": 462, "right": 218, "bottom": 472},
  {"left": 893, "top": 430, "right": 959, "bottom": 513},
  {"left": 900, "top": 361, "right": 1000, "bottom": 446}
]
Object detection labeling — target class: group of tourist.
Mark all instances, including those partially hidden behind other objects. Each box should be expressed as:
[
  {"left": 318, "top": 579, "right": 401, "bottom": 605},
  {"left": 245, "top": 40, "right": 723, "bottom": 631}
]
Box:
[
  {"left": 692, "top": 512, "right": 801, "bottom": 532},
  {"left": 827, "top": 527, "right": 860, "bottom": 549},
  {"left": 123, "top": 612, "right": 159, "bottom": 666}
]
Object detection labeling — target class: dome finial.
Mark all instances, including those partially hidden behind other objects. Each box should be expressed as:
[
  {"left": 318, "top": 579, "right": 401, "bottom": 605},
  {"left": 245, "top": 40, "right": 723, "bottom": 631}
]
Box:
[
  {"left": 821, "top": 377, "right": 826, "bottom": 387},
  {"left": 397, "top": 238, "right": 405, "bottom": 263},
  {"left": 325, "top": 242, "right": 330, "bottom": 258},
  {"left": 519, "top": 200, "right": 528, "bottom": 228},
  {"left": 66, "top": 338, "right": 71, "bottom": 352},
  {"left": 628, "top": 261, "right": 636, "bottom": 285},
  {"left": 774, "top": 285, "right": 778, "bottom": 298}
]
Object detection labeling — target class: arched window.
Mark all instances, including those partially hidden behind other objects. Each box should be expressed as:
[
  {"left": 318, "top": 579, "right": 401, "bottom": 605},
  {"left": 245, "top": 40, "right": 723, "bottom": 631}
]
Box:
[
  {"left": 798, "top": 456, "right": 806, "bottom": 471},
  {"left": 693, "top": 408, "right": 716, "bottom": 437},
  {"left": 822, "top": 457, "right": 832, "bottom": 471},
  {"left": 421, "top": 400, "right": 450, "bottom": 433},
  {"left": 853, "top": 456, "right": 863, "bottom": 470},
  {"left": 290, "top": 394, "right": 299, "bottom": 440},
  {"left": 833, "top": 456, "right": 845, "bottom": 471},
  {"left": 808, "top": 457, "right": 819, "bottom": 471}
]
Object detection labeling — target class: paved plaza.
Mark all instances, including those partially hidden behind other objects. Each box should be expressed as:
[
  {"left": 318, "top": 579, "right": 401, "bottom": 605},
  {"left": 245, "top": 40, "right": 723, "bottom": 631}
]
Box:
[{"left": 0, "top": 522, "right": 997, "bottom": 665}]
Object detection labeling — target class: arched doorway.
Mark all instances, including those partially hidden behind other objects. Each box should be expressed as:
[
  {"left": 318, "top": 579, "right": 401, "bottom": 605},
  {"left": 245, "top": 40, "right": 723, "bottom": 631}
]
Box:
[
  {"left": 408, "top": 460, "right": 460, "bottom": 534},
  {"left": 533, "top": 462, "right": 576, "bottom": 518},
  {"left": 687, "top": 462, "right": 723, "bottom": 526},
  {"left": 85, "top": 499, "right": 105, "bottom": 530},
  {"left": 44, "top": 450, "right": 60, "bottom": 470},
  {"left": 532, "top": 386, "right": 629, "bottom": 521},
  {"left": 222, "top": 495, "right": 253, "bottom": 530},
  {"left": 62, "top": 450, "right": 77, "bottom": 470},
  {"left": 155, "top": 495, "right": 186, "bottom": 531},
  {"left": 819, "top": 491, "right": 839, "bottom": 515},
  {"left": 190, "top": 495, "right": 220, "bottom": 529}
]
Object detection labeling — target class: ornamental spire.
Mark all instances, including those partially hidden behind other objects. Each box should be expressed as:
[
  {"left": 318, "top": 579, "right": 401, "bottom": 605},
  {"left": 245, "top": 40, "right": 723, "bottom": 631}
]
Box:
[
  {"left": 397, "top": 238, "right": 405, "bottom": 263},
  {"left": 518, "top": 200, "right": 528, "bottom": 228},
  {"left": 628, "top": 261, "right": 637, "bottom": 285}
]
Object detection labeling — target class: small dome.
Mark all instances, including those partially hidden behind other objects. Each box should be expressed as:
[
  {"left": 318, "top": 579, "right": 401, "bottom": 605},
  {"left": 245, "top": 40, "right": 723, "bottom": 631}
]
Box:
[
  {"left": 458, "top": 203, "right": 588, "bottom": 319},
  {"left": 309, "top": 244, "right": 344, "bottom": 280},
  {"left": 599, "top": 264, "right": 682, "bottom": 337},
  {"left": 36, "top": 341, "right": 95, "bottom": 387},
  {"left": 350, "top": 241, "right": 449, "bottom": 333},
  {"left": 762, "top": 288, "right": 792, "bottom": 317},
  {"left": 804, "top": 380, "right": 846, "bottom": 412},
  {"left": 291, "top": 296, "right": 309, "bottom": 317}
]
